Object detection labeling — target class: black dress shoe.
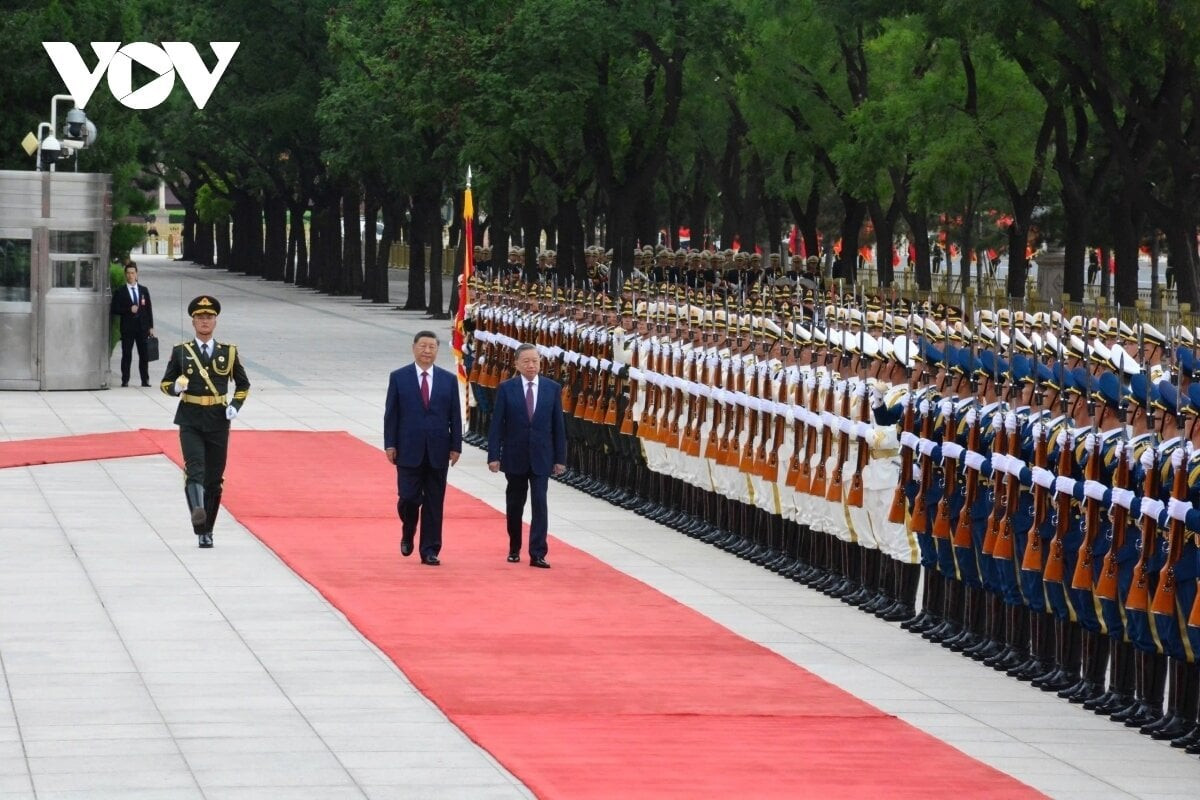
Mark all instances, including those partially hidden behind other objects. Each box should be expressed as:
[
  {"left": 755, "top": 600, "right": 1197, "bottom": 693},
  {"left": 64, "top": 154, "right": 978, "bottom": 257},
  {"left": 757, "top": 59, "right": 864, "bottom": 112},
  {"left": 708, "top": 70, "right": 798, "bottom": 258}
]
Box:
[
  {"left": 141, "top": 381, "right": 150, "bottom": 387},
  {"left": 198, "top": 533, "right": 213, "bottom": 548},
  {"left": 121, "top": 381, "right": 129, "bottom": 387},
  {"left": 507, "top": 553, "right": 520, "bottom": 563},
  {"left": 400, "top": 536, "right": 414, "bottom": 557},
  {"left": 420, "top": 555, "right": 440, "bottom": 566},
  {"left": 529, "top": 557, "right": 551, "bottom": 568}
]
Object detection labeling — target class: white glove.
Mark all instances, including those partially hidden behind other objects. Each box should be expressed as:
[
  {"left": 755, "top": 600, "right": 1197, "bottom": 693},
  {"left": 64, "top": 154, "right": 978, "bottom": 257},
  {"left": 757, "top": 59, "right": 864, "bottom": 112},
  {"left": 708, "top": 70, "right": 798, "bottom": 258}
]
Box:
[
  {"left": 1030, "top": 466, "right": 1055, "bottom": 490},
  {"left": 1110, "top": 487, "right": 1134, "bottom": 510},
  {"left": 964, "top": 408, "right": 977, "bottom": 427},
  {"left": 869, "top": 386, "right": 884, "bottom": 407},
  {"left": 1031, "top": 422, "right": 1044, "bottom": 441},
  {"left": 1056, "top": 431, "right": 1069, "bottom": 450},
  {"left": 173, "top": 376, "right": 189, "bottom": 393},
  {"left": 964, "top": 451, "right": 986, "bottom": 472},
  {"left": 1141, "top": 448, "right": 1157, "bottom": 472},
  {"left": 1005, "top": 412, "right": 1018, "bottom": 433},
  {"left": 941, "top": 442, "right": 964, "bottom": 461},
  {"left": 939, "top": 398, "right": 953, "bottom": 417},
  {"left": 1167, "top": 497, "right": 1190, "bottom": 523},
  {"left": 991, "top": 453, "right": 1010, "bottom": 474},
  {"left": 854, "top": 421, "right": 873, "bottom": 440},
  {"left": 918, "top": 439, "right": 936, "bottom": 457},
  {"left": 1140, "top": 497, "right": 1165, "bottom": 522},
  {"left": 1083, "top": 479, "right": 1107, "bottom": 502},
  {"left": 912, "top": 464, "right": 922, "bottom": 482},
  {"left": 919, "top": 399, "right": 931, "bottom": 416},
  {"left": 900, "top": 431, "right": 918, "bottom": 451},
  {"left": 1054, "top": 476, "right": 1077, "bottom": 496},
  {"left": 225, "top": 405, "right": 239, "bottom": 421},
  {"left": 1083, "top": 432, "right": 1097, "bottom": 452},
  {"left": 1172, "top": 447, "right": 1185, "bottom": 469}
]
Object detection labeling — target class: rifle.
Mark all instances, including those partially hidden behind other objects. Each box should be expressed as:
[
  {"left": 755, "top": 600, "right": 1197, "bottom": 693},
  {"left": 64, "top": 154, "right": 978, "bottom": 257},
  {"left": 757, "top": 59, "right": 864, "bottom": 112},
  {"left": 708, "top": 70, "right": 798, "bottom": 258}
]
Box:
[
  {"left": 619, "top": 330, "right": 640, "bottom": 436},
  {"left": 1096, "top": 420, "right": 1131, "bottom": 600},
  {"left": 994, "top": 300, "right": 1024, "bottom": 561},
  {"left": 795, "top": 332, "right": 821, "bottom": 495},
  {"left": 766, "top": 367, "right": 786, "bottom": 481},
  {"left": 1072, "top": 302, "right": 1105, "bottom": 590},
  {"left": 847, "top": 302, "right": 870, "bottom": 508},
  {"left": 1151, "top": 318, "right": 1188, "bottom": 617},
  {"left": 888, "top": 311, "right": 916, "bottom": 523},
  {"left": 1126, "top": 319, "right": 1160, "bottom": 611},
  {"left": 702, "top": 352, "right": 726, "bottom": 461},
  {"left": 740, "top": 361, "right": 762, "bottom": 474}
]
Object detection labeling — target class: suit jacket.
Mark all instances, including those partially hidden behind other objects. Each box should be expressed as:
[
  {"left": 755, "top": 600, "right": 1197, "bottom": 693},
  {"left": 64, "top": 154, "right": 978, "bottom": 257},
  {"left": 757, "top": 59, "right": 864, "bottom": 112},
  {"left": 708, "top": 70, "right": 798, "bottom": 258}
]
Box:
[
  {"left": 488, "top": 375, "right": 567, "bottom": 476},
  {"left": 110, "top": 284, "right": 154, "bottom": 336},
  {"left": 160, "top": 341, "right": 251, "bottom": 431},
  {"left": 384, "top": 364, "right": 463, "bottom": 469}
]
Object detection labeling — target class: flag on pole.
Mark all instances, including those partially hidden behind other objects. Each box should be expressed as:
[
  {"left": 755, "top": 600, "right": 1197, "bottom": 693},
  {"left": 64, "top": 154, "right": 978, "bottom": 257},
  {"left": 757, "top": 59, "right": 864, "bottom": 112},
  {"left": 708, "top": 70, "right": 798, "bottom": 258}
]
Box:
[{"left": 452, "top": 168, "right": 474, "bottom": 424}]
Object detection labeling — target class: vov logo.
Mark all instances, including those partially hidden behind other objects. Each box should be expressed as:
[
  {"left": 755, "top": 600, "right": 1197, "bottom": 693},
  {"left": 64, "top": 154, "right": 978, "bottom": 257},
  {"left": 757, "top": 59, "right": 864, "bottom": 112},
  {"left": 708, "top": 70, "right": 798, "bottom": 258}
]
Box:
[{"left": 43, "top": 42, "right": 240, "bottom": 110}]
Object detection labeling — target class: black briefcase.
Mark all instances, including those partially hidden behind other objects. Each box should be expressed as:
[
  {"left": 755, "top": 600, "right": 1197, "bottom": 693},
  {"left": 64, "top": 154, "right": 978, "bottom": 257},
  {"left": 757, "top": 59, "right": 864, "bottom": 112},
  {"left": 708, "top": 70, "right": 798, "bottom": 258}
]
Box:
[{"left": 145, "top": 335, "right": 160, "bottom": 362}]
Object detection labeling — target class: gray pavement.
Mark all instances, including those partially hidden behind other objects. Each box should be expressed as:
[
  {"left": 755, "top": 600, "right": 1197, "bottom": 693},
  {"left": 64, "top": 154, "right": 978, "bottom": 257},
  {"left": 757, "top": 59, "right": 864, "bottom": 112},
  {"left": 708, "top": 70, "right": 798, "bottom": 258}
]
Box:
[{"left": 2, "top": 256, "right": 1200, "bottom": 799}]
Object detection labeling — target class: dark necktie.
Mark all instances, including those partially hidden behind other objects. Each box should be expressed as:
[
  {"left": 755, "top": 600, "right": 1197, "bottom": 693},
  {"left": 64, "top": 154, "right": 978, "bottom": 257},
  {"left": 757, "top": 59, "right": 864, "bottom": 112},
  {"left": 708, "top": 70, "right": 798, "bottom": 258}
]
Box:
[
  {"left": 421, "top": 371, "right": 430, "bottom": 409},
  {"left": 131, "top": 286, "right": 138, "bottom": 305},
  {"left": 525, "top": 381, "right": 535, "bottom": 420},
  {"left": 201, "top": 343, "right": 210, "bottom": 360}
]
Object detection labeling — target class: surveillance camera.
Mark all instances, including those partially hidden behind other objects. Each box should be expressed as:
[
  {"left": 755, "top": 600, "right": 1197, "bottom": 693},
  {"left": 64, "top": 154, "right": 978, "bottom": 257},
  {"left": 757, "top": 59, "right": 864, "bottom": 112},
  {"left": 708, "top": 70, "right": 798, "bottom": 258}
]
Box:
[
  {"left": 64, "top": 107, "right": 87, "bottom": 140},
  {"left": 41, "top": 135, "right": 62, "bottom": 166}
]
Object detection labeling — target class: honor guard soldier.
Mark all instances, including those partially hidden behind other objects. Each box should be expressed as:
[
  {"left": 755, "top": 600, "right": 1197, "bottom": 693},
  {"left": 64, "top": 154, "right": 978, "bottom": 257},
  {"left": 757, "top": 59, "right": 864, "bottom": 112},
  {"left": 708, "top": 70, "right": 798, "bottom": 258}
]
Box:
[{"left": 160, "top": 295, "right": 251, "bottom": 548}]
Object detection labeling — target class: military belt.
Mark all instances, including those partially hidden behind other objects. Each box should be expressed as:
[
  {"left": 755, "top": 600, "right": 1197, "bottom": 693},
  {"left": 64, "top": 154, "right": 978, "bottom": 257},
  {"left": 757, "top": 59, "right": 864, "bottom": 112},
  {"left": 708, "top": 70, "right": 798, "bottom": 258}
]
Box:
[{"left": 181, "top": 394, "right": 226, "bottom": 406}]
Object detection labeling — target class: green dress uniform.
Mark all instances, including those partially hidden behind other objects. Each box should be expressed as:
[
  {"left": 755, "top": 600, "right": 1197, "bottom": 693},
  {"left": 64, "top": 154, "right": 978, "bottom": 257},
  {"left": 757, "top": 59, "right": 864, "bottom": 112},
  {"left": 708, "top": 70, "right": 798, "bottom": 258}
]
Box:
[{"left": 159, "top": 296, "right": 250, "bottom": 547}]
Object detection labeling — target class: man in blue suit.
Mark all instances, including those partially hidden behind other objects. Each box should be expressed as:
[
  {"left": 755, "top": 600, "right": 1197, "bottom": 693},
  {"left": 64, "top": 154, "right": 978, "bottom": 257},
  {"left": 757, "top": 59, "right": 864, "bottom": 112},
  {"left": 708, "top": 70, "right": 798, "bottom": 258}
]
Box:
[
  {"left": 488, "top": 343, "right": 568, "bottom": 568},
  {"left": 384, "top": 331, "right": 462, "bottom": 565}
]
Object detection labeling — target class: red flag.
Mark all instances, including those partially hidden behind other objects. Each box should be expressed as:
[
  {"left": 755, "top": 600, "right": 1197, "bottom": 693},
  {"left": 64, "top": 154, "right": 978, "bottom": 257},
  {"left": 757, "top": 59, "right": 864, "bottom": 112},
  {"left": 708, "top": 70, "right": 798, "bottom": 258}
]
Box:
[
  {"left": 788, "top": 226, "right": 798, "bottom": 255},
  {"left": 452, "top": 177, "right": 474, "bottom": 420}
]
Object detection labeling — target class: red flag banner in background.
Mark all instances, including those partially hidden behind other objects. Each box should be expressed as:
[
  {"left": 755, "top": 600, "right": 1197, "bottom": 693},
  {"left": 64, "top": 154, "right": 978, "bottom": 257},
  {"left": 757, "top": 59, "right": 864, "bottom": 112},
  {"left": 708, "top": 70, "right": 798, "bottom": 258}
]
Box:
[{"left": 452, "top": 176, "right": 474, "bottom": 421}]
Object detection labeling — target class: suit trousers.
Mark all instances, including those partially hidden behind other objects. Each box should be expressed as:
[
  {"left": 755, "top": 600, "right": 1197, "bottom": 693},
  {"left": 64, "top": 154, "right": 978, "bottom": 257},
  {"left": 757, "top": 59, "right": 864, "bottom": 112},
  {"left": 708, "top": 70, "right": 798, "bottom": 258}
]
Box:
[
  {"left": 396, "top": 452, "right": 447, "bottom": 559},
  {"left": 120, "top": 331, "right": 150, "bottom": 384},
  {"left": 505, "top": 471, "right": 549, "bottom": 559}
]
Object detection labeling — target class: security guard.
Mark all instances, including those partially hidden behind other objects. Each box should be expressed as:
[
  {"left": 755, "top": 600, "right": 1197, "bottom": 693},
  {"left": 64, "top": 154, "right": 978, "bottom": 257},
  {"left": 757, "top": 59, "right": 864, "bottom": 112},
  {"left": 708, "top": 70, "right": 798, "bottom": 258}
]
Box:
[{"left": 160, "top": 295, "right": 250, "bottom": 548}]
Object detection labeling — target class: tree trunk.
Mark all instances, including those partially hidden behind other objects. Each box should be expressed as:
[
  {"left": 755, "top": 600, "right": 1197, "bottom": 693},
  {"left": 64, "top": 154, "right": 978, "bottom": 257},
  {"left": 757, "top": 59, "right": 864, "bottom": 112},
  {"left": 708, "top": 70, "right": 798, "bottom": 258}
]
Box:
[
  {"left": 193, "top": 218, "right": 214, "bottom": 267},
  {"left": 904, "top": 208, "right": 931, "bottom": 291},
  {"left": 557, "top": 196, "right": 586, "bottom": 283},
  {"left": 181, "top": 205, "right": 196, "bottom": 262},
  {"left": 214, "top": 218, "right": 230, "bottom": 270},
  {"left": 1060, "top": 209, "right": 1087, "bottom": 303},
  {"left": 1110, "top": 198, "right": 1143, "bottom": 308},
  {"left": 490, "top": 174, "right": 511, "bottom": 270},
  {"left": 837, "top": 193, "right": 866, "bottom": 286},
  {"left": 362, "top": 193, "right": 380, "bottom": 301},
  {"left": 341, "top": 186, "right": 362, "bottom": 296},
  {"left": 263, "top": 191, "right": 287, "bottom": 281},
  {"left": 405, "top": 193, "right": 430, "bottom": 311}
]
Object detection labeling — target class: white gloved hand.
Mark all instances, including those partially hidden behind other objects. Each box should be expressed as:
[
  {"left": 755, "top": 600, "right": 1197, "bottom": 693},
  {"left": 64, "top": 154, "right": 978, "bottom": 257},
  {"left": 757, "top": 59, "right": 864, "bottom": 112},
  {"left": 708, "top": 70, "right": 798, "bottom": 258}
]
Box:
[
  {"left": 900, "top": 431, "right": 919, "bottom": 450},
  {"left": 1056, "top": 431, "right": 1069, "bottom": 450},
  {"left": 1140, "top": 497, "right": 1165, "bottom": 522},
  {"left": 965, "top": 407, "right": 977, "bottom": 427},
  {"left": 869, "top": 386, "right": 884, "bottom": 407},
  {"left": 173, "top": 376, "right": 189, "bottom": 394},
  {"left": 1031, "top": 421, "right": 1044, "bottom": 441},
  {"left": 1083, "top": 432, "right": 1097, "bottom": 452},
  {"left": 1005, "top": 411, "right": 1018, "bottom": 433},
  {"left": 1140, "top": 447, "right": 1157, "bottom": 472},
  {"left": 225, "top": 405, "right": 239, "bottom": 421},
  {"left": 964, "top": 451, "right": 986, "bottom": 472},
  {"left": 1167, "top": 497, "right": 1191, "bottom": 523},
  {"left": 991, "top": 453, "right": 1010, "bottom": 474},
  {"left": 1172, "top": 447, "right": 1185, "bottom": 469},
  {"left": 912, "top": 464, "right": 922, "bottom": 482},
  {"left": 1054, "top": 476, "right": 1077, "bottom": 496},
  {"left": 939, "top": 398, "right": 953, "bottom": 417},
  {"left": 1030, "top": 466, "right": 1055, "bottom": 490},
  {"left": 854, "top": 421, "right": 873, "bottom": 440},
  {"left": 941, "top": 442, "right": 964, "bottom": 461},
  {"left": 1006, "top": 457, "right": 1027, "bottom": 476},
  {"left": 1110, "top": 487, "right": 1134, "bottom": 510},
  {"left": 1083, "top": 479, "right": 1107, "bottom": 502},
  {"left": 918, "top": 439, "right": 936, "bottom": 457},
  {"left": 919, "top": 399, "right": 931, "bottom": 416}
]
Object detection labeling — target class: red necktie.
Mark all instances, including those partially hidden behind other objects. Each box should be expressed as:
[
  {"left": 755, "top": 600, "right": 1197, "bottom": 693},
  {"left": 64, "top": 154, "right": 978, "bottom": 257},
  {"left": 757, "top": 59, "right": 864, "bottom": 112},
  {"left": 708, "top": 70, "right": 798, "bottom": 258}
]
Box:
[
  {"left": 525, "top": 381, "right": 535, "bottom": 419},
  {"left": 421, "top": 371, "right": 430, "bottom": 409}
]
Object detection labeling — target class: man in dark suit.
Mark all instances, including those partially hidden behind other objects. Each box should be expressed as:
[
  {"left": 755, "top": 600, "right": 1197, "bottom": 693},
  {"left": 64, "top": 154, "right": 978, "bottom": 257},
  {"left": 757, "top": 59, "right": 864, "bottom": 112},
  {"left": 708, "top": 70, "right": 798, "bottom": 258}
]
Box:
[
  {"left": 160, "top": 295, "right": 250, "bottom": 548},
  {"left": 384, "top": 331, "right": 462, "bottom": 566},
  {"left": 110, "top": 261, "right": 155, "bottom": 386},
  {"left": 487, "top": 343, "right": 567, "bottom": 568}
]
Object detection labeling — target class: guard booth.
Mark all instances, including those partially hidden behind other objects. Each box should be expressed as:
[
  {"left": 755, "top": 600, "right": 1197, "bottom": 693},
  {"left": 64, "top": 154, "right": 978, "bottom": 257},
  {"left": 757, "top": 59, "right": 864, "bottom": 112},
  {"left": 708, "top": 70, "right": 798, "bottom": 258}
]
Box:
[{"left": 0, "top": 170, "right": 111, "bottom": 390}]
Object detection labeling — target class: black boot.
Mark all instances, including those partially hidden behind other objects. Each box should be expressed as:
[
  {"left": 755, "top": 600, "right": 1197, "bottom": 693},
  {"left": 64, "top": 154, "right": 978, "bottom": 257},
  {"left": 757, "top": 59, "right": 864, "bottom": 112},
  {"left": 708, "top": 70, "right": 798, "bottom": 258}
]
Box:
[
  {"left": 185, "top": 482, "right": 206, "bottom": 528},
  {"left": 1170, "top": 664, "right": 1200, "bottom": 747},
  {"left": 1091, "top": 640, "right": 1135, "bottom": 715},
  {"left": 1147, "top": 658, "right": 1195, "bottom": 739},
  {"left": 1062, "top": 631, "right": 1108, "bottom": 703},
  {"left": 882, "top": 562, "right": 920, "bottom": 622},
  {"left": 1038, "top": 620, "right": 1081, "bottom": 692}
]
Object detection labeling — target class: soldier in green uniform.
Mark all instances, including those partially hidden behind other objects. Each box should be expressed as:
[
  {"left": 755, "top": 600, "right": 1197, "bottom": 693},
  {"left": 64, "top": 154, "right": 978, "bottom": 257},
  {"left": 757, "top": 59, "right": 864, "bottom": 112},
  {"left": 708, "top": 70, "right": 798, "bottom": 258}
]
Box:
[{"left": 159, "top": 295, "right": 251, "bottom": 548}]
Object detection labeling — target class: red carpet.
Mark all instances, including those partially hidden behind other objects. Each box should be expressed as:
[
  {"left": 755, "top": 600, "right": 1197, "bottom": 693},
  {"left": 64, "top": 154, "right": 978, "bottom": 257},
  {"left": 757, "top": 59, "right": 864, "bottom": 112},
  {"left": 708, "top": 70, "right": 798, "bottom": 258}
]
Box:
[{"left": 3, "top": 431, "right": 1043, "bottom": 799}]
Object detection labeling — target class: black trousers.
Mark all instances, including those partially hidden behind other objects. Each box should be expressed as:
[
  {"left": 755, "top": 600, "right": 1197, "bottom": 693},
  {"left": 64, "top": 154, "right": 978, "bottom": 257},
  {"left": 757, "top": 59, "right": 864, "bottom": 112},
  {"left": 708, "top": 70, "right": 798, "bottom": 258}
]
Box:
[
  {"left": 179, "top": 424, "right": 229, "bottom": 534},
  {"left": 505, "top": 471, "right": 549, "bottom": 559},
  {"left": 397, "top": 452, "right": 447, "bottom": 559},
  {"left": 120, "top": 331, "right": 150, "bottom": 384}
]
